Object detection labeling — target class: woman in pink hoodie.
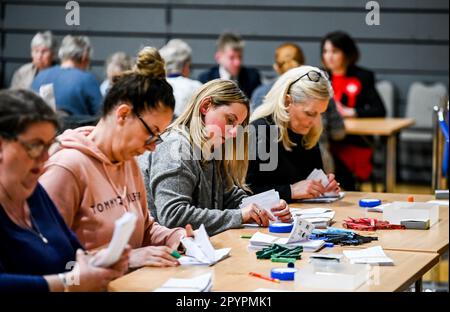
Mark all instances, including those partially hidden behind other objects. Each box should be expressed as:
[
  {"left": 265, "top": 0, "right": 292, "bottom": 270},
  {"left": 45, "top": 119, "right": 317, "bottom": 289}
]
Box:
[{"left": 40, "top": 47, "right": 193, "bottom": 269}]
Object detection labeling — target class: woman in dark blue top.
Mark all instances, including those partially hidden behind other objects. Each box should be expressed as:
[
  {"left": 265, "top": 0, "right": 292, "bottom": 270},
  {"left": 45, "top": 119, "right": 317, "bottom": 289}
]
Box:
[{"left": 0, "top": 89, "right": 129, "bottom": 292}]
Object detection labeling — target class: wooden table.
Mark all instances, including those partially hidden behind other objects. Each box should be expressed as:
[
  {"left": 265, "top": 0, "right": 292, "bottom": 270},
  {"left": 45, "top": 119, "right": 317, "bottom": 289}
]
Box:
[
  {"left": 344, "top": 118, "right": 415, "bottom": 192},
  {"left": 291, "top": 192, "right": 449, "bottom": 255},
  {"left": 292, "top": 191, "right": 448, "bottom": 291},
  {"left": 109, "top": 192, "right": 447, "bottom": 292},
  {"left": 108, "top": 228, "right": 439, "bottom": 292}
]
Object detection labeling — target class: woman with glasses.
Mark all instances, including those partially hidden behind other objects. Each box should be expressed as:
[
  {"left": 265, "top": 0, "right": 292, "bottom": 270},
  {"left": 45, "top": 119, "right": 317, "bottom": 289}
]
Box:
[
  {"left": 321, "top": 31, "right": 386, "bottom": 190},
  {"left": 0, "top": 89, "right": 129, "bottom": 291},
  {"left": 142, "top": 79, "right": 291, "bottom": 236},
  {"left": 247, "top": 66, "right": 341, "bottom": 202},
  {"left": 40, "top": 47, "right": 194, "bottom": 269}
]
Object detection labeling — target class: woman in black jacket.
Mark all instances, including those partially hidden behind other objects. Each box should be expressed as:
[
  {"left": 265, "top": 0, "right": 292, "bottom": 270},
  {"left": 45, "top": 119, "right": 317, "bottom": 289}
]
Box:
[
  {"left": 321, "top": 31, "right": 386, "bottom": 190},
  {"left": 247, "top": 66, "right": 340, "bottom": 203}
]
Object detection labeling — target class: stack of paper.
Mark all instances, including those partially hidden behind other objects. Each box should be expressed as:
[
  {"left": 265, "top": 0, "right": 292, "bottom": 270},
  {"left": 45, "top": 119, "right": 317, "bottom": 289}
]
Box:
[
  {"left": 248, "top": 217, "right": 325, "bottom": 252},
  {"left": 179, "top": 224, "right": 230, "bottom": 266},
  {"left": 343, "top": 246, "right": 394, "bottom": 265},
  {"left": 154, "top": 273, "right": 213, "bottom": 292},
  {"left": 290, "top": 208, "right": 335, "bottom": 228},
  {"left": 240, "top": 189, "right": 280, "bottom": 222},
  {"left": 367, "top": 203, "right": 391, "bottom": 213}
]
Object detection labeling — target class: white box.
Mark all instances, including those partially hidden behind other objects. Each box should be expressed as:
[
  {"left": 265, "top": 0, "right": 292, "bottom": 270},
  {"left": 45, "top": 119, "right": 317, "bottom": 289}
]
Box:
[
  {"left": 295, "top": 262, "right": 369, "bottom": 291},
  {"left": 383, "top": 202, "right": 439, "bottom": 226}
]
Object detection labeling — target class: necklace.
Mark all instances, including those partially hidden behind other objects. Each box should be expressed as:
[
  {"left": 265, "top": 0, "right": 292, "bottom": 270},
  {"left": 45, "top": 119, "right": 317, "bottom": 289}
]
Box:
[
  {"left": 28, "top": 210, "right": 49, "bottom": 244},
  {"left": 0, "top": 184, "right": 48, "bottom": 244}
]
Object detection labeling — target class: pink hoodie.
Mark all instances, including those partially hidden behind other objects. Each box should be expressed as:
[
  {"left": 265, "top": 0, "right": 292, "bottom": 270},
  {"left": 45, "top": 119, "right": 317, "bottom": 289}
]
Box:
[{"left": 39, "top": 126, "right": 184, "bottom": 250}]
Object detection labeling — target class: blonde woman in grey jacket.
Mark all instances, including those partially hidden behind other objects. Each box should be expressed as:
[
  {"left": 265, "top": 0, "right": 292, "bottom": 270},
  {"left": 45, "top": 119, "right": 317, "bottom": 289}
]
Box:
[{"left": 141, "top": 79, "right": 291, "bottom": 236}]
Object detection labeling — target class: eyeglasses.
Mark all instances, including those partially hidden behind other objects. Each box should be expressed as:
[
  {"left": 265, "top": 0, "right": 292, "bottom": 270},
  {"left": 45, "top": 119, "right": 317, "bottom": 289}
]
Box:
[
  {"left": 288, "top": 70, "right": 329, "bottom": 92},
  {"left": 136, "top": 115, "right": 163, "bottom": 146},
  {"left": 0, "top": 129, "right": 59, "bottom": 160},
  {"left": 18, "top": 138, "right": 59, "bottom": 159}
]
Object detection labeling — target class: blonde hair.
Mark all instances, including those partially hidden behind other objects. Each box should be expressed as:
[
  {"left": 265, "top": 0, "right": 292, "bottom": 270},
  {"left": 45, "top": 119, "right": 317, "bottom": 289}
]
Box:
[
  {"left": 251, "top": 65, "right": 333, "bottom": 151},
  {"left": 132, "top": 46, "right": 166, "bottom": 78},
  {"left": 170, "top": 79, "right": 250, "bottom": 191},
  {"left": 104, "top": 46, "right": 174, "bottom": 116}
]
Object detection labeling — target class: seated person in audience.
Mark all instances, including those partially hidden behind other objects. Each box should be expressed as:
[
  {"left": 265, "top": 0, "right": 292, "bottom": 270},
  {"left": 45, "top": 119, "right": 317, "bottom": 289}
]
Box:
[
  {"left": 247, "top": 66, "right": 341, "bottom": 203},
  {"left": 10, "top": 31, "right": 57, "bottom": 90},
  {"left": 100, "top": 52, "right": 134, "bottom": 97},
  {"left": 251, "top": 42, "right": 305, "bottom": 111},
  {"left": 321, "top": 31, "right": 386, "bottom": 190},
  {"left": 0, "top": 89, "right": 128, "bottom": 292},
  {"left": 40, "top": 47, "right": 193, "bottom": 269},
  {"left": 142, "top": 79, "right": 291, "bottom": 236},
  {"left": 32, "top": 35, "right": 102, "bottom": 118},
  {"left": 198, "top": 32, "right": 261, "bottom": 98},
  {"left": 159, "top": 39, "right": 202, "bottom": 117}
]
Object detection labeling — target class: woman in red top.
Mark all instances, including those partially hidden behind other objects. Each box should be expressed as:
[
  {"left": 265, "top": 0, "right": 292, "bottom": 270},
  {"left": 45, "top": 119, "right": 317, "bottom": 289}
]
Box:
[{"left": 321, "top": 31, "right": 386, "bottom": 190}]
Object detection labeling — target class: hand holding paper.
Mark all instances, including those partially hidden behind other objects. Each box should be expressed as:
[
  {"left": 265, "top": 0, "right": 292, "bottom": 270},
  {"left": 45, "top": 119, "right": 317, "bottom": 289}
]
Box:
[
  {"left": 179, "top": 224, "right": 230, "bottom": 265},
  {"left": 91, "top": 212, "right": 137, "bottom": 268},
  {"left": 240, "top": 189, "right": 280, "bottom": 222},
  {"left": 306, "top": 169, "right": 338, "bottom": 197}
]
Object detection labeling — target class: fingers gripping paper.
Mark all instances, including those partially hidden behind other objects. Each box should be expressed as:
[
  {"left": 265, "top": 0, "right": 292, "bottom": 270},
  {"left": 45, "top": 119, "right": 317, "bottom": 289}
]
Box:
[
  {"left": 180, "top": 224, "right": 231, "bottom": 265},
  {"left": 91, "top": 212, "right": 137, "bottom": 267}
]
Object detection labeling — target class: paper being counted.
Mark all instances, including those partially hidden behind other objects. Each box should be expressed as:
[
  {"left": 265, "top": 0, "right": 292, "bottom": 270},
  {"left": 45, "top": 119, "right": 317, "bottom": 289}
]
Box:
[
  {"left": 180, "top": 224, "right": 231, "bottom": 265},
  {"left": 91, "top": 212, "right": 137, "bottom": 267},
  {"left": 240, "top": 189, "right": 280, "bottom": 222}
]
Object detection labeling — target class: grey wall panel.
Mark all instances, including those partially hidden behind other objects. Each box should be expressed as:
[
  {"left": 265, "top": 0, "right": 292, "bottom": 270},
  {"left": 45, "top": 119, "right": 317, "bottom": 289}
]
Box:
[
  {"left": 172, "top": 9, "right": 448, "bottom": 41},
  {"left": 4, "top": 4, "right": 167, "bottom": 33},
  {"left": 170, "top": 0, "right": 449, "bottom": 10},
  {"left": 5, "top": 0, "right": 448, "bottom": 10}
]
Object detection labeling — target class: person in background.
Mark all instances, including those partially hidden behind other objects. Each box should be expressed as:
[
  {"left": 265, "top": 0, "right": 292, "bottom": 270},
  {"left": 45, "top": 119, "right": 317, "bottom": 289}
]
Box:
[
  {"left": 100, "top": 52, "right": 134, "bottom": 97},
  {"left": 40, "top": 47, "right": 194, "bottom": 269},
  {"left": 142, "top": 79, "right": 291, "bottom": 236},
  {"left": 159, "top": 39, "right": 202, "bottom": 117},
  {"left": 247, "top": 66, "right": 340, "bottom": 202},
  {"left": 198, "top": 32, "right": 261, "bottom": 98},
  {"left": 32, "top": 35, "right": 102, "bottom": 118},
  {"left": 0, "top": 89, "right": 129, "bottom": 292},
  {"left": 321, "top": 31, "right": 386, "bottom": 190},
  {"left": 10, "top": 31, "right": 57, "bottom": 90},
  {"left": 251, "top": 42, "right": 305, "bottom": 111}
]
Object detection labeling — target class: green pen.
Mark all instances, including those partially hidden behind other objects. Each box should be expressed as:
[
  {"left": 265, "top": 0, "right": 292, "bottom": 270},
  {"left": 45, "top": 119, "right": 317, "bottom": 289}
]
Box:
[
  {"left": 240, "top": 235, "right": 252, "bottom": 239},
  {"left": 171, "top": 250, "right": 181, "bottom": 259},
  {"left": 271, "top": 257, "right": 298, "bottom": 263}
]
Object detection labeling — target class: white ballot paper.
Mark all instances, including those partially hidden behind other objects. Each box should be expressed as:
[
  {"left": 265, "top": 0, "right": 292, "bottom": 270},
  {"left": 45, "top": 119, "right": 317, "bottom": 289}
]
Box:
[
  {"left": 154, "top": 273, "right": 213, "bottom": 292},
  {"left": 307, "top": 168, "right": 335, "bottom": 195},
  {"left": 39, "top": 83, "right": 56, "bottom": 112},
  {"left": 240, "top": 189, "right": 280, "bottom": 222},
  {"left": 179, "top": 224, "right": 230, "bottom": 265},
  {"left": 248, "top": 217, "right": 324, "bottom": 251},
  {"left": 343, "top": 246, "right": 394, "bottom": 265},
  {"left": 290, "top": 207, "right": 336, "bottom": 228},
  {"left": 91, "top": 212, "right": 137, "bottom": 267}
]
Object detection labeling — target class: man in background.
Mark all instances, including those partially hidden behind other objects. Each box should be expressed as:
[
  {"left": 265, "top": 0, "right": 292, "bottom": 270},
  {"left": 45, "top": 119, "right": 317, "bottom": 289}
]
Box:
[{"left": 198, "top": 32, "right": 261, "bottom": 98}]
